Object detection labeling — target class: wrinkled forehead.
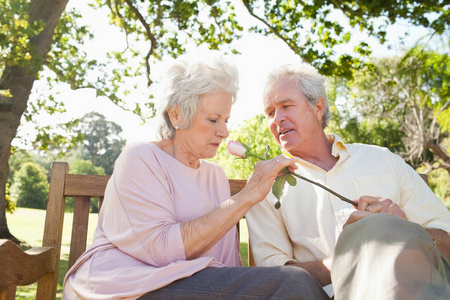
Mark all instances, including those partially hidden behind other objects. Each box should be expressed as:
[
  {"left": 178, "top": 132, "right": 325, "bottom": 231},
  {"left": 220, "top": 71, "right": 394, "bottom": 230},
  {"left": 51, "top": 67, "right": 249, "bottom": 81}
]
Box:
[
  {"left": 198, "top": 91, "right": 232, "bottom": 116},
  {"left": 264, "top": 75, "right": 298, "bottom": 94},
  {"left": 264, "top": 77, "right": 300, "bottom": 102}
]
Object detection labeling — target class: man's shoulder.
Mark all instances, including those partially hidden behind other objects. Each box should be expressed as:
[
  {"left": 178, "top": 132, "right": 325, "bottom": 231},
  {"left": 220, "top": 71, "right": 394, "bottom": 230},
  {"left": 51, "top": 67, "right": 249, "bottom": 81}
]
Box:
[
  {"left": 331, "top": 134, "right": 393, "bottom": 157},
  {"left": 346, "top": 142, "right": 392, "bottom": 155}
]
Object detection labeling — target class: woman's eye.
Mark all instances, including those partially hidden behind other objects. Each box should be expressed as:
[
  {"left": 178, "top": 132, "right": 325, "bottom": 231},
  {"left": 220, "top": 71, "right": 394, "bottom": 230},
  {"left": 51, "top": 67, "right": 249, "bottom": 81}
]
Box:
[{"left": 209, "top": 119, "right": 217, "bottom": 123}]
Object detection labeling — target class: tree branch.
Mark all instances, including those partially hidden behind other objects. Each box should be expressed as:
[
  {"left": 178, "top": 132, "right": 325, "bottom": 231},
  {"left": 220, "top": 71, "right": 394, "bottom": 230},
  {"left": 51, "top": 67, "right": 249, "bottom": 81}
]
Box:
[
  {"left": 241, "top": 0, "right": 305, "bottom": 61},
  {"left": 123, "top": 0, "right": 157, "bottom": 86},
  {"left": 425, "top": 140, "right": 450, "bottom": 166},
  {"left": 329, "top": 0, "right": 365, "bottom": 18}
]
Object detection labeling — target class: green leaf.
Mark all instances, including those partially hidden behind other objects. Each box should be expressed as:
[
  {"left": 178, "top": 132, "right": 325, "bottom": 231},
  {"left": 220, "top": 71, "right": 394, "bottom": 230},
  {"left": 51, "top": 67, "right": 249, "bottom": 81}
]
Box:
[
  {"left": 279, "top": 166, "right": 289, "bottom": 174},
  {"left": 274, "top": 200, "right": 281, "bottom": 209},
  {"left": 286, "top": 174, "right": 297, "bottom": 186},
  {"left": 272, "top": 175, "right": 287, "bottom": 201}
]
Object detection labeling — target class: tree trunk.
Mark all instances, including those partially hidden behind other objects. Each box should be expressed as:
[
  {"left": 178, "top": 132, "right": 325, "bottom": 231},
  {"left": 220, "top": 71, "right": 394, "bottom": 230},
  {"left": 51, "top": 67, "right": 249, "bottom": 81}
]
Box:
[{"left": 0, "top": 0, "right": 69, "bottom": 242}]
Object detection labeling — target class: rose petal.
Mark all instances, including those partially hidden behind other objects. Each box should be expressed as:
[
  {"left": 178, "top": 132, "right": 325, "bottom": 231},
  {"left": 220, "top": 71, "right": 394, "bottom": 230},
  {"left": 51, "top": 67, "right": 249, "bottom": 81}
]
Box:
[{"left": 227, "top": 140, "right": 247, "bottom": 158}]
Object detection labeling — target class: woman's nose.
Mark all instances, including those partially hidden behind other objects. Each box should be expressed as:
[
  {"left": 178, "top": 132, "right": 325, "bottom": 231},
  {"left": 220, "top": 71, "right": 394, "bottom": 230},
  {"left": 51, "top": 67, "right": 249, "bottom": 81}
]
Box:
[{"left": 217, "top": 123, "right": 229, "bottom": 139}]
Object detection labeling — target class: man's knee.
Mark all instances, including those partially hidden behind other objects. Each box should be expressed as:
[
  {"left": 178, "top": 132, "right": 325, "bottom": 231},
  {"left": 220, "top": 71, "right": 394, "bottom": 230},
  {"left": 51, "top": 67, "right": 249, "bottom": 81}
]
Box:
[
  {"left": 333, "top": 214, "right": 450, "bottom": 300},
  {"left": 338, "top": 213, "right": 431, "bottom": 248}
]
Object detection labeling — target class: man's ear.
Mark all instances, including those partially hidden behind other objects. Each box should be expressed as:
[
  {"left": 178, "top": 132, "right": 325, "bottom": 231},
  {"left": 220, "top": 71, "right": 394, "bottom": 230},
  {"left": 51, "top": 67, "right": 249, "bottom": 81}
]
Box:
[
  {"left": 314, "top": 98, "right": 326, "bottom": 122},
  {"left": 167, "top": 105, "right": 182, "bottom": 128}
]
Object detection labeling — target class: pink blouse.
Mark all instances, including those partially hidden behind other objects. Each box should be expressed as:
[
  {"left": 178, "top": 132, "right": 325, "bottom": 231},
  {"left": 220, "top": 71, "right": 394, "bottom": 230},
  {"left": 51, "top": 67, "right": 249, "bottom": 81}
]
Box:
[{"left": 63, "top": 142, "right": 240, "bottom": 299}]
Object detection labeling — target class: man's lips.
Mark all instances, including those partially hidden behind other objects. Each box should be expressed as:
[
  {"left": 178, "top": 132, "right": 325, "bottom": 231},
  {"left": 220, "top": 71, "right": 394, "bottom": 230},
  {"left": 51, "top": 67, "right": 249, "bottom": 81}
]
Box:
[{"left": 279, "top": 128, "right": 294, "bottom": 137}]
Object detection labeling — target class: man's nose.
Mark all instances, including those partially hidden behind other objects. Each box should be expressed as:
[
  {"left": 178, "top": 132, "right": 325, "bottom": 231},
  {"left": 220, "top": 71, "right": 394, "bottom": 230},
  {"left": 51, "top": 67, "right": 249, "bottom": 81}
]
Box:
[{"left": 273, "top": 109, "right": 285, "bottom": 124}]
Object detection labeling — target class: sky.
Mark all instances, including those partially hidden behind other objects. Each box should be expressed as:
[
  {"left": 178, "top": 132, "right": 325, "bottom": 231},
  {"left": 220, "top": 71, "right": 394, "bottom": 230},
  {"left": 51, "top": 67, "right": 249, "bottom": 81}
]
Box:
[{"left": 13, "top": 2, "right": 437, "bottom": 149}]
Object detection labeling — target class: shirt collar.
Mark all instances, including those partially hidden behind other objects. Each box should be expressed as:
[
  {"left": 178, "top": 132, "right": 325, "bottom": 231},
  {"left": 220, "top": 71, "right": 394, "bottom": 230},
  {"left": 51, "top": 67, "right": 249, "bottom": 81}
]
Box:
[{"left": 328, "top": 133, "right": 350, "bottom": 158}]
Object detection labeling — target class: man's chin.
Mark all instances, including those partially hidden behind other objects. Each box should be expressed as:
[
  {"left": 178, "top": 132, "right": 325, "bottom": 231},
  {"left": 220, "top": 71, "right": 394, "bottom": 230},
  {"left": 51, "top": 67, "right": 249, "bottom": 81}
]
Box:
[{"left": 280, "top": 141, "right": 295, "bottom": 152}]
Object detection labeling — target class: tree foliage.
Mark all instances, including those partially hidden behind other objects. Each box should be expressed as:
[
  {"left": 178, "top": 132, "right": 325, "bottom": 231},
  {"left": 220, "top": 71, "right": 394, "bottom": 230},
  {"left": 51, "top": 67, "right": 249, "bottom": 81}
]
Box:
[
  {"left": 417, "top": 165, "right": 450, "bottom": 208},
  {"left": 5, "top": 184, "right": 15, "bottom": 214},
  {"left": 11, "top": 162, "right": 49, "bottom": 210},
  {"left": 243, "top": 0, "right": 449, "bottom": 78},
  {"left": 342, "top": 45, "right": 450, "bottom": 173},
  {"left": 210, "top": 114, "right": 281, "bottom": 179},
  {"left": 36, "top": 0, "right": 245, "bottom": 128},
  {"left": 329, "top": 110, "right": 407, "bottom": 154},
  {"left": 70, "top": 160, "right": 106, "bottom": 176},
  {"left": 0, "top": 0, "right": 68, "bottom": 241},
  {"left": 74, "top": 112, "right": 126, "bottom": 175},
  {"left": 7, "top": 150, "right": 34, "bottom": 183}
]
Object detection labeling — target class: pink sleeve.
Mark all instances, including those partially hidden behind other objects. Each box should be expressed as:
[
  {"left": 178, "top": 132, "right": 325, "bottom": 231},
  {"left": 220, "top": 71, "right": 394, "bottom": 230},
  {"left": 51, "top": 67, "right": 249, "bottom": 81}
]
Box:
[{"left": 100, "top": 143, "right": 186, "bottom": 267}]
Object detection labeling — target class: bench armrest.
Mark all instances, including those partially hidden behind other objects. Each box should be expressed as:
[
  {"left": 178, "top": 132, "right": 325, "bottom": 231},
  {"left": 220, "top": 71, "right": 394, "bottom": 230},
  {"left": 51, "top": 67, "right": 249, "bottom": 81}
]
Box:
[{"left": 0, "top": 239, "right": 57, "bottom": 291}]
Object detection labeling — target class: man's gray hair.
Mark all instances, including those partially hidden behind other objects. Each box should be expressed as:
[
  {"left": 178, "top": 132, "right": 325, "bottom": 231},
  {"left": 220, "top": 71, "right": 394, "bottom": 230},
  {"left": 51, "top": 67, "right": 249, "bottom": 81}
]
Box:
[
  {"left": 157, "top": 54, "right": 239, "bottom": 140},
  {"left": 266, "top": 62, "right": 331, "bottom": 128}
]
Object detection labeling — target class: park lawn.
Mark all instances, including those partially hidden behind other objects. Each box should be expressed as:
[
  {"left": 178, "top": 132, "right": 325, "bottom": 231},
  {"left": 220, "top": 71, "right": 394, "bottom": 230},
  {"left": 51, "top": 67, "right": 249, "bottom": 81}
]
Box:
[
  {"left": 6, "top": 207, "right": 249, "bottom": 299},
  {"left": 7, "top": 208, "right": 98, "bottom": 299}
]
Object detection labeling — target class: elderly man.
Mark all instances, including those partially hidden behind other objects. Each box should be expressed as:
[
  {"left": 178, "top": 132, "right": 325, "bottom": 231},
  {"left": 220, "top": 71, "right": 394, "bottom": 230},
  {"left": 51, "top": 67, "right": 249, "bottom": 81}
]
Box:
[{"left": 245, "top": 62, "right": 450, "bottom": 299}]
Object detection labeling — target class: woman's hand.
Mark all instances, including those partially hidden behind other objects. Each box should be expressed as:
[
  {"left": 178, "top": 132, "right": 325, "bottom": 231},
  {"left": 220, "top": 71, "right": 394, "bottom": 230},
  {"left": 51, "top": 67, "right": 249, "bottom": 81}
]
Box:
[{"left": 239, "top": 155, "right": 298, "bottom": 205}]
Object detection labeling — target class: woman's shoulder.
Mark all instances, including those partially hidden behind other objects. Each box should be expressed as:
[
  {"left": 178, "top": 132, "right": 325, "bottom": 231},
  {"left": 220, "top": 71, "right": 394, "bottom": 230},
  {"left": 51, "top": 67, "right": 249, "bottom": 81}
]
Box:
[
  {"left": 115, "top": 141, "right": 163, "bottom": 167},
  {"left": 120, "top": 141, "right": 164, "bottom": 157},
  {"left": 121, "top": 140, "right": 154, "bottom": 152}
]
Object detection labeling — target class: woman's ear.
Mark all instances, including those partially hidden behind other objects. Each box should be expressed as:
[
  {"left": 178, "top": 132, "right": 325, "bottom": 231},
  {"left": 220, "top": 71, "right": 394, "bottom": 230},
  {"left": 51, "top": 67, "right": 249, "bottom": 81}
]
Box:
[{"left": 167, "top": 105, "right": 181, "bottom": 128}]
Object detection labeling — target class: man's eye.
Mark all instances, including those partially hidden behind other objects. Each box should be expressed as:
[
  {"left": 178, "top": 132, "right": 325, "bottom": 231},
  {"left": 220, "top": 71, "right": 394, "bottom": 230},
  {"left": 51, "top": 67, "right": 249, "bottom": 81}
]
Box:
[{"left": 209, "top": 119, "right": 217, "bottom": 123}]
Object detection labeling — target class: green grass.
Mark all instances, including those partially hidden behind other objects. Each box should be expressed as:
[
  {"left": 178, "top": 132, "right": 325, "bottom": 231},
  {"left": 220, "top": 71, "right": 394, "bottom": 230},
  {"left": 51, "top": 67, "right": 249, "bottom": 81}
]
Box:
[
  {"left": 7, "top": 208, "right": 98, "bottom": 299},
  {"left": 6, "top": 208, "right": 249, "bottom": 299}
]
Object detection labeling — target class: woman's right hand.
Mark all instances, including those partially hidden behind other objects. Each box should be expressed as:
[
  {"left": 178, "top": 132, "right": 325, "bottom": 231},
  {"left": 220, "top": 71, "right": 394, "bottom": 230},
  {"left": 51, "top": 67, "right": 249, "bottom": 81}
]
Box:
[{"left": 239, "top": 155, "right": 298, "bottom": 205}]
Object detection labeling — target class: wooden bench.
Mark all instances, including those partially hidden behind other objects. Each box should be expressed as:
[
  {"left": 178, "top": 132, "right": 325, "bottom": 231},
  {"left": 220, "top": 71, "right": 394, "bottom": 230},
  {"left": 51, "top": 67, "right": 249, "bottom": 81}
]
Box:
[
  {"left": 0, "top": 161, "right": 248, "bottom": 300},
  {"left": 0, "top": 160, "right": 429, "bottom": 300}
]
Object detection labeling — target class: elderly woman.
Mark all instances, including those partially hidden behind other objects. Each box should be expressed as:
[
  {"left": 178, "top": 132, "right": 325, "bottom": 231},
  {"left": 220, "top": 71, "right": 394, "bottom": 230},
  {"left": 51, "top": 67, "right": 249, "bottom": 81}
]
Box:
[{"left": 63, "top": 54, "right": 329, "bottom": 299}]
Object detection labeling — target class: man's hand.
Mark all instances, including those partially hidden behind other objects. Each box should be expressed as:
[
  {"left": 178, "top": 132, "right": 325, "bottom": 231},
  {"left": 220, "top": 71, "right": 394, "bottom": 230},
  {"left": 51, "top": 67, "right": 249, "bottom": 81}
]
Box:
[
  {"left": 425, "top": 228, "right": 450, "bottom": 261},
  {"left": 344, "top": 196, "right": 407, "bottom": 227},
  {"left": 285, "top": 258, "right": 332, "bottom": 286}
]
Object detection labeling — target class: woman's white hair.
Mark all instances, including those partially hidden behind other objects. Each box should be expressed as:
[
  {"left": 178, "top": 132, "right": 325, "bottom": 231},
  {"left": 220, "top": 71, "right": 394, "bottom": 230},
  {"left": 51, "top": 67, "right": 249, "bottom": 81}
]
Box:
[
  {"left": 157, "top": 54, "right": 239, "bottom": 140},
  {"left": 266, "top": 62, "right": 331, "bottom": 128}
]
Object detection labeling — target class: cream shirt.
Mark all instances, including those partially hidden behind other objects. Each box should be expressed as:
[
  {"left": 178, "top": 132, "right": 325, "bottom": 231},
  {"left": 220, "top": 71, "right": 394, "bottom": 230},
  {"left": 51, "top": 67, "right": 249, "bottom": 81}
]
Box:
[{"left": 246, "top": 134, "right": 450, "bottom": 268}]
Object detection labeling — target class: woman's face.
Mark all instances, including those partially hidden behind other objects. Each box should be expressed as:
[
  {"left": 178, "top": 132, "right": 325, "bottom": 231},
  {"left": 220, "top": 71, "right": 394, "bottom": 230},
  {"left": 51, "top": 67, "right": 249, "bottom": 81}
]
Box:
[{"left": 176, "top": 91, "right": 232, "bottom": 161}]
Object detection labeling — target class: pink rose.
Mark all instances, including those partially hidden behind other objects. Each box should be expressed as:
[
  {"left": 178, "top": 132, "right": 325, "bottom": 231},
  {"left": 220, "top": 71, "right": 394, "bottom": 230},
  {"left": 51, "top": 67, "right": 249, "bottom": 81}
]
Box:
[{"left": 227, "top": 140, "right": 247, "bottom": 158}]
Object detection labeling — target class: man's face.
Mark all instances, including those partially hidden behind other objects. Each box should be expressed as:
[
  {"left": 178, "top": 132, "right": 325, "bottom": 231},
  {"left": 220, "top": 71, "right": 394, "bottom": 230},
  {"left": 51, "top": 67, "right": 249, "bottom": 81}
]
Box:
[{"left": 263, "top": 77, "right": 324, "bottom": 157}]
